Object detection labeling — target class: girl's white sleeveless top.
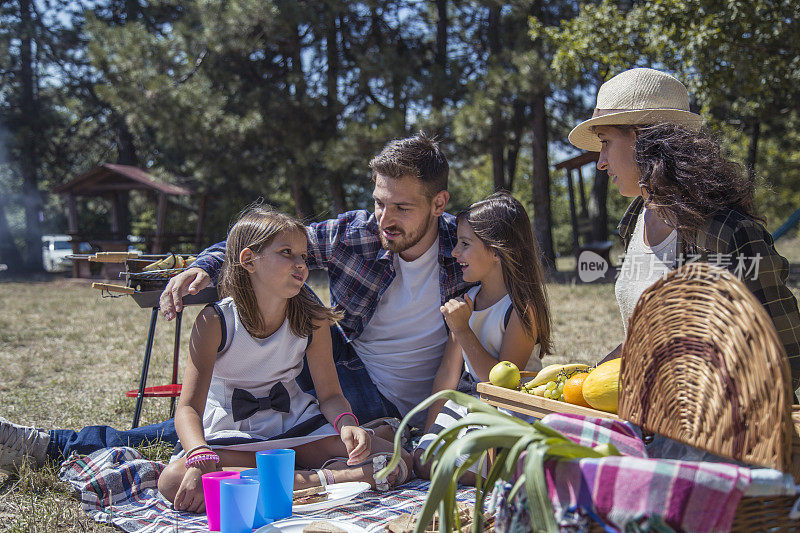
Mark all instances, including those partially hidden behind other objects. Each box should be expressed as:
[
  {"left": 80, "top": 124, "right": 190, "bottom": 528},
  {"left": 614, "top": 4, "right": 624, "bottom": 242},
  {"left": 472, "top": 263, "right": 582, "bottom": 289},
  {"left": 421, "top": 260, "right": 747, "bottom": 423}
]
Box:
[
  {"left": 202, "top": 297, "right": 336, "bottom": 444},
  {"left": 462, "top": 285, "right": 542, "bottom": 380}
]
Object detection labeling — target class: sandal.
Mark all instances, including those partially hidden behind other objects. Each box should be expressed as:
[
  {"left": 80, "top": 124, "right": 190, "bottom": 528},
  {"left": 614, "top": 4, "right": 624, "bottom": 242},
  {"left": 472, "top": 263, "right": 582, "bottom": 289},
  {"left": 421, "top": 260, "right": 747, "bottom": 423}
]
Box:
[
  {"left": 361, "top": 417, "right": 411, "bottom": 448},
  {"left": 321, "top": 453, "right": 410, "bottom": 491}
]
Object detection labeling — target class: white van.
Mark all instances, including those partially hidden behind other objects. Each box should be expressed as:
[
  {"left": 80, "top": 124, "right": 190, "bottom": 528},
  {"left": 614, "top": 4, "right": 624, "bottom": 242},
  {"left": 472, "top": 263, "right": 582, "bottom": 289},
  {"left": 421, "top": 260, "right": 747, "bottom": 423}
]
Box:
[{"left": 42, "top": 234, "right": 73, "bottom": 272}]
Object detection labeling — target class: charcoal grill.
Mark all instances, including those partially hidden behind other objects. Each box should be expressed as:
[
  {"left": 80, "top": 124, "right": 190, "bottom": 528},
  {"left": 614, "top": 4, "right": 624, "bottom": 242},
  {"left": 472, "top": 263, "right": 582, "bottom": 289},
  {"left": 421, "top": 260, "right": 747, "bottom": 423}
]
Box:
[{"left": 87, "top": 253, "right": 218, "bottom": 428}]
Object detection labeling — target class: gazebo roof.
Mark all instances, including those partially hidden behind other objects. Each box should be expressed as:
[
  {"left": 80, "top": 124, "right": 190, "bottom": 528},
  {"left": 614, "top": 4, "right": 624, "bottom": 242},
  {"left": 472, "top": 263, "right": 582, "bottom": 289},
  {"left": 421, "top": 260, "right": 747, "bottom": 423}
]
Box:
[
  {"left": 53, "top": 164, "right": 192, "bottom": 196},
  {"left": 554, "top": 151, "right": 598, "bottom": 171}
]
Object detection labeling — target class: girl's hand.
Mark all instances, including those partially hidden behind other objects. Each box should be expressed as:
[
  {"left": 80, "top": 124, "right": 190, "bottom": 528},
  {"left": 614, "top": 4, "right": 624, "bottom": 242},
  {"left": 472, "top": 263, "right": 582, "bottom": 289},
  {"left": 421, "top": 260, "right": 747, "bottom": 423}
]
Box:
[
  {"left": 173, "top": 464, "right": 216, "bottom": 513},
  {"left": 340, "top": 425, "right": 371, "bottom": 465},
  {"left": 440, "top": 294, "right": 473, "bottom": 333}
]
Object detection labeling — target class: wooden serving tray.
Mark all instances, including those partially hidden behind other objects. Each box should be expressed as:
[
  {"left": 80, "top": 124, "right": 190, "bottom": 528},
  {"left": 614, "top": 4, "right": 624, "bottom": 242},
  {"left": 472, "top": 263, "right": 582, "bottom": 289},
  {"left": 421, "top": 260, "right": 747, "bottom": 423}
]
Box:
[{"left": 476, "top": 382, "right": 619, "bottom": 420}]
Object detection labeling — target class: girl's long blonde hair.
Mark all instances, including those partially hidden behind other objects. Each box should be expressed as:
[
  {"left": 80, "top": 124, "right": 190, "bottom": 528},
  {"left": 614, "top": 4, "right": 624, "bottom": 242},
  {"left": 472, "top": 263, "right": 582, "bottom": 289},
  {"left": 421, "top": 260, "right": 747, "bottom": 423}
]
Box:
[
  {"left": 457, "top": 192, "right": 552, "bottom": 355},
  {"left": 219, "top": 205, "right": 341, "bottom": 339}
]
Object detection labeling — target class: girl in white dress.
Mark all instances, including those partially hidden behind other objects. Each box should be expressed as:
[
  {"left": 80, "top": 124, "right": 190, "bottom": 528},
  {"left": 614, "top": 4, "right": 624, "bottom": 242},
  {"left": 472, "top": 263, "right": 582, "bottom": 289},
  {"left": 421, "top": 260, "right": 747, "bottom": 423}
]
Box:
[
  {"left": 158, "top": 206, "right": 411, "bottom": 513},
  {"left": 414, "top": 192, "right": 552, "bottom": 482}
]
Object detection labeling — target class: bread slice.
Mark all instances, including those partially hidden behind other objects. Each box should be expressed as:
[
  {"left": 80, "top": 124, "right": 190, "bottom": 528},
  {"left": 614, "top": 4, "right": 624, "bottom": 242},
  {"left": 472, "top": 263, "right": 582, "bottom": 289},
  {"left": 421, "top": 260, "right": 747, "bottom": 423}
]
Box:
[
  {"left": 302, "top": 520, "right": 346, "bottom": 533},
  {"left": 294, "top": 492, "right": 329, "bottom": 505},
  {"left": 293, "top": 485, "right": 326, "bottom": 499},
  {"left": 384, "top": 503, "right": 495, "bottom": 533}
]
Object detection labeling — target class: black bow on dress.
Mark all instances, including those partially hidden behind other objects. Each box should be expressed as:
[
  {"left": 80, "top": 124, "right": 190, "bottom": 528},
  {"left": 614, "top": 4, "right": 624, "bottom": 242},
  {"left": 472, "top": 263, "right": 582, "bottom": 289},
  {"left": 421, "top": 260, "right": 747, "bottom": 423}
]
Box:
[{"left": 231, "top": 382, "right": 291, "bottom": 422}]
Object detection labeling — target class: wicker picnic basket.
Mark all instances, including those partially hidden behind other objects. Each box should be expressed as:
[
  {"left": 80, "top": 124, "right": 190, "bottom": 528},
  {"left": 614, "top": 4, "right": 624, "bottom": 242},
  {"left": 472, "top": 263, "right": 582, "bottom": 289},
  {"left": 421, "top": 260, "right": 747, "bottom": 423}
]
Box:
[{"left": 606, "top": 263, "right": 800, "bottom": 531}]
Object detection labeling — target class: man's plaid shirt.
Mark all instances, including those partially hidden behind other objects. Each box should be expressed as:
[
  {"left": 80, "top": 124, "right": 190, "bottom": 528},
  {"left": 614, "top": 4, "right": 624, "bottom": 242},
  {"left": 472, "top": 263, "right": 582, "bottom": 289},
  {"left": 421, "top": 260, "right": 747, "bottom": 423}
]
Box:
[
  {"left": 618, "top": 197, "right": 800, "bottom": 388},
  {"left": 193, "top": 210, "right": 470, "bottom": 342}
]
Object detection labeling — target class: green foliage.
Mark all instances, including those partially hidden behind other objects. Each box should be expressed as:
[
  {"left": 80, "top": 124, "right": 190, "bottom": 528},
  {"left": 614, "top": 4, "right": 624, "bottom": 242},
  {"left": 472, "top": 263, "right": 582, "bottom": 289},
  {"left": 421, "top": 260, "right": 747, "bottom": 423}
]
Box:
[
  {"left": 0, "top": 0, "right": 798, "bottom": 263},
  {"left": 378, "top": 390, "right": 620, "bottom": 533}
]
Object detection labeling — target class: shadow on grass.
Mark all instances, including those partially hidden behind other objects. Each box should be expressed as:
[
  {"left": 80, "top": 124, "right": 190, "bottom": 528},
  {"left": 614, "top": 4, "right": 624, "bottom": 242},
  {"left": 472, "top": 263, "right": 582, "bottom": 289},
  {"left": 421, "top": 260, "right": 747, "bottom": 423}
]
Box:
[{"left": 0, "top": 271, "right": 72, "bottom": 283}]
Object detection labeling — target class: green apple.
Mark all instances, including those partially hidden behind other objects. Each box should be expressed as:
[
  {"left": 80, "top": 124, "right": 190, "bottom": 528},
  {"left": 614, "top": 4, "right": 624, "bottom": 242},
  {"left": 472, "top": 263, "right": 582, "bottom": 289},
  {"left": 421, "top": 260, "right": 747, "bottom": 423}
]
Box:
[{"left": 489, "top": 361, "right": 521, "bottom": 389}]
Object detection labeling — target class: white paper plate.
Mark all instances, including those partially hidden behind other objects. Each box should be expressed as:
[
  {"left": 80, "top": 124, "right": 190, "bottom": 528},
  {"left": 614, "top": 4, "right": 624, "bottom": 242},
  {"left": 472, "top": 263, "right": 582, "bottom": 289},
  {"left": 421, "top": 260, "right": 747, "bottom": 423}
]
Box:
[
  {"left": 292, "top": 481, "right": 371, "bottom": 513},
  {"left": 255, "top": 518, "right": 369, "bottom": 533}
]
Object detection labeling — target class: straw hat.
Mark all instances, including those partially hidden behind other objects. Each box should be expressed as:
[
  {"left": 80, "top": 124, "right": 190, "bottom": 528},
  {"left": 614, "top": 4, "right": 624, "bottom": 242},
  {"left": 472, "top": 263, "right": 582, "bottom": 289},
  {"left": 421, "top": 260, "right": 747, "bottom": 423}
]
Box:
[{"left": 568, "top": 68, "right": 703, "bottom": 152}]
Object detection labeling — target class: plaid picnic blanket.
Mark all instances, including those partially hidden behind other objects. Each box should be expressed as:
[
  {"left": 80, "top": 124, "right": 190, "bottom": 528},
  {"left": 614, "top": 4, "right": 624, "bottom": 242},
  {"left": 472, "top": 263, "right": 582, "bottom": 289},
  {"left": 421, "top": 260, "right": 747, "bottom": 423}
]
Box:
[
  {"left": 58, "top": 446, "right": 477, "bottom": 533},
  {"left": 496, "top": 413, "right": 752, "bottom": 533}
]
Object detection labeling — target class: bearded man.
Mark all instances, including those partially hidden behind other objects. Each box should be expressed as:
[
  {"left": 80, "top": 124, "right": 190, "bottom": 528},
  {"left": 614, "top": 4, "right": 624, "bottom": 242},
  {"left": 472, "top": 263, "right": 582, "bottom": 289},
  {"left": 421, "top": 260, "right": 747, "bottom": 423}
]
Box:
[{"left": 161, "top": 132, "right": 467, "bottom": 421}]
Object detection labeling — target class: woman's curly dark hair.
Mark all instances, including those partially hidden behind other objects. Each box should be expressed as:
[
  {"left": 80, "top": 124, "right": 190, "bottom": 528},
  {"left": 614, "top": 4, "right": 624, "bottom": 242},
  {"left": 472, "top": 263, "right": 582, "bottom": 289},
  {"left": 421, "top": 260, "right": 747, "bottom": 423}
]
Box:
[{"left": 632, "top": 123, "right": 761, "bottom": 244}]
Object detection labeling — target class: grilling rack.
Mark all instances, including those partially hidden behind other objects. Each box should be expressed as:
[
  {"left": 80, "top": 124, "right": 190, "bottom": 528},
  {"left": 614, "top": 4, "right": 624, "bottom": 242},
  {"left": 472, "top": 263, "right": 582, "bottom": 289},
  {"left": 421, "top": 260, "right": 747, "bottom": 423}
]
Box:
[{"left": 87, "top": 253, "right": 218, "bottom": 428}]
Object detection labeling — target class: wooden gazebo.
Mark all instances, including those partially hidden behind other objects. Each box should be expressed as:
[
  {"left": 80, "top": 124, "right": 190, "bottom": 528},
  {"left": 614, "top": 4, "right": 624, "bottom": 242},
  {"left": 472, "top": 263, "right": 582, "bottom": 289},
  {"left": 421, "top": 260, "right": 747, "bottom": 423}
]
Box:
[
  {"left": 554, "top": 152, "right": 615, "bottom": 272},
  {"left": 555, "top": 152, "right": 599, "bottom": 254},
  {"left": 53, "top": 164, "right": 207, "bottom": 273}
]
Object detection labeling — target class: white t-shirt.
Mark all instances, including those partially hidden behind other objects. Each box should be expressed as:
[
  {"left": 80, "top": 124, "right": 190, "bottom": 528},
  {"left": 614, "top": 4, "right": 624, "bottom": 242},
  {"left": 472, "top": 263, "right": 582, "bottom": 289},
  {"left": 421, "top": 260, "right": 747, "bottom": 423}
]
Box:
[
  {"left": 615, "top": 208, "right": 677, "bottom": 334},
  {"left": 351, "top": 238, "right": 448, "bottom": 419}
]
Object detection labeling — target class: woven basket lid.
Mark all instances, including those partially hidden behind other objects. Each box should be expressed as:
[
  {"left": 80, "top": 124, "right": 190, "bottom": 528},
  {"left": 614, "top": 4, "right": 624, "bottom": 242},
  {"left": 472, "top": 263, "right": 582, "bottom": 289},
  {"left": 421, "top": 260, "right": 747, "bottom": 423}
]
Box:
[{"left": 619, "top": 263, "right": 793, "bottom": 471}]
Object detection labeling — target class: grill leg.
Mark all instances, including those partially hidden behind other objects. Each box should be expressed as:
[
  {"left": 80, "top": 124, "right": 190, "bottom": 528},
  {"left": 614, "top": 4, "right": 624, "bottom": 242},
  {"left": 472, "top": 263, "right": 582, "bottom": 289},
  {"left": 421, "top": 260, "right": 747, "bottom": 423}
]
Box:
[
  {"left": 132, "top": 307, "right": 159, "bottom": 429},
  {"left": 169, "top": 310, "right": 183, "bottom": 418}
]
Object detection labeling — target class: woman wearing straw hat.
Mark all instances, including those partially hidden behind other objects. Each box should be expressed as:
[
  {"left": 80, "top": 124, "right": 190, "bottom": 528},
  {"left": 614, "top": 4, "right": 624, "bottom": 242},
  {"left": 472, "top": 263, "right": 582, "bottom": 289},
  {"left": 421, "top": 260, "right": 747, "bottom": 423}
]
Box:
[{"left": 570, "top": 67, "right": 800, "bottom": 391}]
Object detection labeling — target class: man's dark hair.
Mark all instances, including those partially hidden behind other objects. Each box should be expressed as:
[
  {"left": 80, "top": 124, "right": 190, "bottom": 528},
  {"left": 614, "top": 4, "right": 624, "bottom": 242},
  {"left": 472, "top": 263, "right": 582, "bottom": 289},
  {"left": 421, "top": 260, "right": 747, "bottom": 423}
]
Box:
[{"left": 369, "top": 132, "right": 449, "bottom": 196}]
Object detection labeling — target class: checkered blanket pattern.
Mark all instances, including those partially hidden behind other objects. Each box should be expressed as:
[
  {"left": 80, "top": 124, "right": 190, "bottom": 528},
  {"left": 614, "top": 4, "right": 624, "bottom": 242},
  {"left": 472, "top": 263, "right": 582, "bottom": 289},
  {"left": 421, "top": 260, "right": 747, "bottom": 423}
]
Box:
[
  {"left": 495, "top": 414, "right": 752, "bottom": 533},
  {"left": 59, "top": 446, "right": 477, "bottom": 533}
]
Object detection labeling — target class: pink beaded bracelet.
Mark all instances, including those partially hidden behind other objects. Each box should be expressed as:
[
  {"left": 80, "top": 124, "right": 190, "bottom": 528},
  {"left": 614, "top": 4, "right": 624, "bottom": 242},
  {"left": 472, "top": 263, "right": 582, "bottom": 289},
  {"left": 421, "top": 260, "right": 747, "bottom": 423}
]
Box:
[
  {"left": 185, "top": 451, "right": 220, "bottom": 469},
  {"left": 333, "top": 412, "right": 358, "bottom": 434}
]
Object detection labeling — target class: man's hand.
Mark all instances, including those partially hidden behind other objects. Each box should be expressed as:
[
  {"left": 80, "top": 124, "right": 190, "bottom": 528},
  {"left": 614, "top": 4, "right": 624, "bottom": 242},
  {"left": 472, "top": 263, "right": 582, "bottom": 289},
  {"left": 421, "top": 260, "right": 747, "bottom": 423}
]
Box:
[
  {"left": 160, "top": 267, "right": 211, "bottom": 320},
  {"left": 440, "top": 293, "right": 474, "bottom": 333},
  {"left": 340, "top": 425, "right": 371, "bottom": 465}
]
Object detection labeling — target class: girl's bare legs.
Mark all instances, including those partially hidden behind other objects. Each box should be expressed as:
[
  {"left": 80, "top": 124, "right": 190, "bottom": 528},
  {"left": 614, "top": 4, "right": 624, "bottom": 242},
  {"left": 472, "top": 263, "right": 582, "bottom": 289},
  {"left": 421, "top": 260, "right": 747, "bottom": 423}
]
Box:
[
  {"left": 159, "top": 433, "right": 413, "bottom": 508},
  {"left": 293, "top": 434, "right": 413, "bottom": 489},
  {"left": 158, "top": 448, "right": 323, "bottom": 509},
  {"left": 413, "top": 448, "right": 477, "bottom": 485}
]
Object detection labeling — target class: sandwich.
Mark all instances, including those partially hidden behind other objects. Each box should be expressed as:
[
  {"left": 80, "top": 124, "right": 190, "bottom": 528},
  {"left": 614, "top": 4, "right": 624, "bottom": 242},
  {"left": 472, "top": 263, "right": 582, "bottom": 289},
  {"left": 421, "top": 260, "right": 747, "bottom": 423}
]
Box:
[
  {"left": 293, "top": 485, "right": 329, "bottom": 505},
  {"left": 301, "top": 521, "right": 346, "bottom": 533}
]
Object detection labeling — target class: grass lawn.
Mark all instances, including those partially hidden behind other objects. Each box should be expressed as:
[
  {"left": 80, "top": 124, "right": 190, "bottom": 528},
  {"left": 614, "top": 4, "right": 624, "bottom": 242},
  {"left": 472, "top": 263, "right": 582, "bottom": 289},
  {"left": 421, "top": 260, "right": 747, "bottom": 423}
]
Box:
[{"left": 1, "top": 267, "right": 798, "bottom": 530}]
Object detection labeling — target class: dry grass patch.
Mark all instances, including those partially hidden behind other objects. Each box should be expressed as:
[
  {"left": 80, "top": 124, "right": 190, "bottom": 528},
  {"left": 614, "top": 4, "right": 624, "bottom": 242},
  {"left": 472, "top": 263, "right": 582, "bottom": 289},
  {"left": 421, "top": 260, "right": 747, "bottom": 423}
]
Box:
[{"left": 775, "top": 235, "right": 800, "bottom": 263}]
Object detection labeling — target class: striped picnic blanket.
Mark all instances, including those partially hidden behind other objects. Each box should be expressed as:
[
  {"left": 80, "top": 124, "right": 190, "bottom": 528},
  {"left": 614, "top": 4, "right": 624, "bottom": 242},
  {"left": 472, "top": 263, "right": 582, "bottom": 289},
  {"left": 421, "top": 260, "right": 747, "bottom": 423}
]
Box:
[{"left": 58, "top": 446, "right": 477, "bottom": 533}]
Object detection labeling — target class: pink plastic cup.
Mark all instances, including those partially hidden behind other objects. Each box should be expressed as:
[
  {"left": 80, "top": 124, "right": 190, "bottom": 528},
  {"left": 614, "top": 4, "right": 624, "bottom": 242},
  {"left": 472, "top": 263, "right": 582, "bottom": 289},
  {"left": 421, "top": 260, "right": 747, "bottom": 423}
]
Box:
[{"left": 201, "top": 471, "right": 241, "bottom": 531}]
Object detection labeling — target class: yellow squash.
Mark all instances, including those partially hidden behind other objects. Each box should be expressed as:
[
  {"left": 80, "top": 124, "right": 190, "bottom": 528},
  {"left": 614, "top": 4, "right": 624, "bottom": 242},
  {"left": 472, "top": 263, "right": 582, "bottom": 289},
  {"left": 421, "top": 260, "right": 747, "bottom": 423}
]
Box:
[{"left": 582, "top": 358, "right": 621, "bottom": 413}]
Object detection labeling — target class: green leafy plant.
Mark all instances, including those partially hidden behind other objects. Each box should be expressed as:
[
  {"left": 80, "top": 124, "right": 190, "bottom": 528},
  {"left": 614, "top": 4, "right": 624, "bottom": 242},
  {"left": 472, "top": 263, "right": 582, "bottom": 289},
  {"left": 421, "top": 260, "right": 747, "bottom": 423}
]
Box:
[{"left": 378, "top": 390, "right": 619, "bottom": 533}]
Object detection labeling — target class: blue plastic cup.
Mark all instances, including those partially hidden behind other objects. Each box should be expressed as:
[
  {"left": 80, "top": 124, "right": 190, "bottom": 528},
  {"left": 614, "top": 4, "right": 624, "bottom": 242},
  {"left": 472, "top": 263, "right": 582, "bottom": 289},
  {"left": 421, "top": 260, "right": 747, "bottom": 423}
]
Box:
[
  {"left": 255, "top": 449, "right": 295, "bottom": 520},
  {"left": 219, "top": 478, "right": 260, "bottom": 533},
  {"left": 240, "top": 468, "right": 272, "bottom": 528}
]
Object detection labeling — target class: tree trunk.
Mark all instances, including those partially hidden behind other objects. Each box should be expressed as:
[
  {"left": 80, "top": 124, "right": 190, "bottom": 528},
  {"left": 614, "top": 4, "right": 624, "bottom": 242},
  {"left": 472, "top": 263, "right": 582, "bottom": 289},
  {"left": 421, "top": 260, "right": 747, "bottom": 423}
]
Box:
[
  {"left": 490, "top": 118, "right": 505, "bottom": 191},
  {"left": 325, "top": 9, "right": 346, "bottom": 214},
  {"left": 114, "top": 117, "right": 136, "bottom": 237},
  {"left": 530, "top": 93, "right": 555, "bottom": 267},
  {"left": 125, "top": 0, "right": 141, "bottom": 21},
  {"left": 0, "top": 197, "right": 24, "bottom": 273},
  {"left": 292, "top": 179, "right": 315, "bottom": 220},
  {"left": 290, "top": 23, "right": 307, "bottom": 99},
  {"left": 115, "top": 117, "right": 138, "bottom": 166},
  {"left": 432, "top": 0, "right": 448, "bottom": 110},
  {"left": 392, "top": 68, "right": 406, "bottom": 128},
  {"left": 19, "top": 0, "right": 43, "bottom": 271},
  {"left": 505, "top": 99, "right": 526, "bottom": 191},
  {"left": 589, "top": 168, "right": 609, "bottom": 242},
  {"left": 747, "top": 118, "right": 760, "bottom": 183},
  {"left": 488, "top": 3, "right": 505, "bottom": 191},
  {"left": 325, "top": 10, "right": 339, "bottom": 116},
  {"left": 328, "top": 174, "right": 347, "bottom": 215},
  {"left": 287, "top": 21, "right": 314, "bottom": 219}
]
